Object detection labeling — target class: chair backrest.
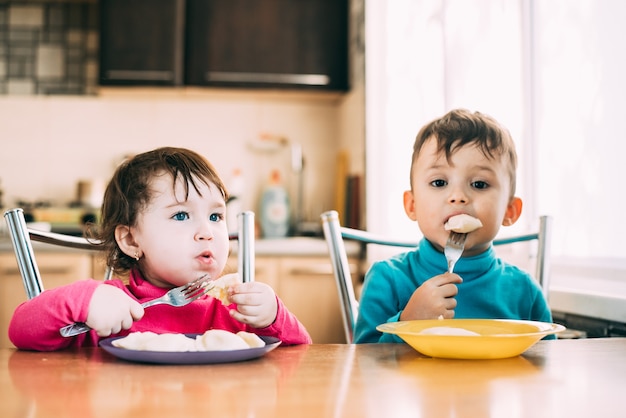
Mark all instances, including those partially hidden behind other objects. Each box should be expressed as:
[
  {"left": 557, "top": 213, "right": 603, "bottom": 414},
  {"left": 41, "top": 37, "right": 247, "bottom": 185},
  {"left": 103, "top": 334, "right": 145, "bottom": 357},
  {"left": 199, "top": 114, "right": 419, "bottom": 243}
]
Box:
[
  {"left": 3, "top": 208, "right": 256, "bottom": 300},
  {"left": 320, "top": 210, "right": 552, "bottom": 344}
]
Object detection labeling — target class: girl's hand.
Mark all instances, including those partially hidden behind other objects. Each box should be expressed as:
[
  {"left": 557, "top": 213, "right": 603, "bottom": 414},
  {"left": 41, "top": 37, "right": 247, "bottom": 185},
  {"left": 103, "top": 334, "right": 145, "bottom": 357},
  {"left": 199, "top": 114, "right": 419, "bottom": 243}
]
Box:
[
  {"left": 86, "top": 285, "right": 144, "bottom": 337},
  {"left": 400, "top": 273, "right": 462, "bottom": 321},
  {"left": 227, "top": 282, "right": 278, "bottom": 328}
]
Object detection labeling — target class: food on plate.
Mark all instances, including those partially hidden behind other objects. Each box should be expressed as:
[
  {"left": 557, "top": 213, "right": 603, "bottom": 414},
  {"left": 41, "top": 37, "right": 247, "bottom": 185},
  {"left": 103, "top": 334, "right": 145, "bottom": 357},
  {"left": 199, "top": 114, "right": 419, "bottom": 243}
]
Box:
[
  {"left": 111, "top": 329, "right": 266, "bottom": 352},
  {"left": 195, "top": 329, "right": 249, "bottom": 350},
  {"left": 418, "top": 326, "right": 481, "bottom": 336},
  {"left": 112, "top": 331, "right": 197, "bottom": 352},
  {"left": 206, "top": 273, "right": 240, "bottom": 305},
  {"left": 236, "top": 331, "right": 266, "bottom": 348},
  {"left": 444, "top": 214, "right": 483, "bottom": 233}
]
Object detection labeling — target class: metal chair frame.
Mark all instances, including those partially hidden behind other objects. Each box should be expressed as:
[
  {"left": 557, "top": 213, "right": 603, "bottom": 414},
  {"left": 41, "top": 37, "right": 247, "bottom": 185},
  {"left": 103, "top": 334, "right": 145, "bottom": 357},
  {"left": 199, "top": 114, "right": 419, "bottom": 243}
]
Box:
[
  {"left": 3, "top": 208, "right": 256, "bottom": 300},
  {"left": 321, "top": 210, "right": 552, "bottom": 344}
]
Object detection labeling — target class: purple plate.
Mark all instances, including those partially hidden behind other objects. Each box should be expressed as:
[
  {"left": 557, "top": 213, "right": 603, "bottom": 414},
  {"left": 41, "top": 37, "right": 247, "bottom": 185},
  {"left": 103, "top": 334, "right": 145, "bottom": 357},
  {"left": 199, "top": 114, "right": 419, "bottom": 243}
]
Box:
[{"left": 99, "top": 334, "right": 281, "bottom": 364}]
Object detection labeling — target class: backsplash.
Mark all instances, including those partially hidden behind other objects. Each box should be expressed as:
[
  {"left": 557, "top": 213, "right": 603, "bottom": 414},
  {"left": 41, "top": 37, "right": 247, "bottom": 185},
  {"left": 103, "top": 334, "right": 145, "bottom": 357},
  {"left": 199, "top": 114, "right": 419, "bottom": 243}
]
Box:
[
  {"left": 0, "top": 0, "right": 365, "bottom": 230},
  {"left": 0, "top": 91, "right": 349, "bottom": 225},
  {"left": 0, "top": 1, "right": 98, "bottom": 95}
]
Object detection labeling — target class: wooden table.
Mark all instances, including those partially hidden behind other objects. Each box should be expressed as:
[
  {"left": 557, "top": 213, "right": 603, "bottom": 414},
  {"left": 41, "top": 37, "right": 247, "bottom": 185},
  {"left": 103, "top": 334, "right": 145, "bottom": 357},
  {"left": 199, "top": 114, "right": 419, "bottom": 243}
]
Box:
[{"left": 1, "top": 338, "right": 625, "bottom": 418}]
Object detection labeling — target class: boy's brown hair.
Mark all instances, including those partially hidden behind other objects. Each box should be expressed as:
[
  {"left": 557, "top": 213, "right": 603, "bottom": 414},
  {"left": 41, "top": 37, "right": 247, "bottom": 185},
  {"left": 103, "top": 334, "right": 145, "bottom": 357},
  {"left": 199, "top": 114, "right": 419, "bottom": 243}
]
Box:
[
  {"left": 90, "top": 147, "right": 228, "bottom": 275},
  {"left": 410, "top": 108, "right": 518, "bottom": 197}
]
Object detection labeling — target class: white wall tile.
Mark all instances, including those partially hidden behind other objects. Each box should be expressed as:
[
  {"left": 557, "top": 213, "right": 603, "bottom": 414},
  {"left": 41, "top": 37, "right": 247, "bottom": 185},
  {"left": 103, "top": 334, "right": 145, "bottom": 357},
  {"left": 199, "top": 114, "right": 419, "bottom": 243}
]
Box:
[
  {"left": 0, "top": 92, "right": 355, "bottom": 225},
  {"left": 36, "top": 45, "right": 64, "bottom": 78},
  {"left": 7, "top": 79, "right": 34, "bottom": 95},
  {"left": 8, "top": 5, "right": 43, "bottom": 27}
]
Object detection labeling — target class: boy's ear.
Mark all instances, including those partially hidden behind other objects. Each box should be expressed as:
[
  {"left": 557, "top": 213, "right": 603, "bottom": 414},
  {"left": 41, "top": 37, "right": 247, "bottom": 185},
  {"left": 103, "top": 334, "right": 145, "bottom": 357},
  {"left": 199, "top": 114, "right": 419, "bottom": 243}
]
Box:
[
  {"left": 502, "top": 197, "right": 523, "bottom": 226},
  {"left": 403, "top": 190, "right": 418, "bottom": 221},
  {"left": 115, "top": 225, "right": 141, "bottom": 259}
]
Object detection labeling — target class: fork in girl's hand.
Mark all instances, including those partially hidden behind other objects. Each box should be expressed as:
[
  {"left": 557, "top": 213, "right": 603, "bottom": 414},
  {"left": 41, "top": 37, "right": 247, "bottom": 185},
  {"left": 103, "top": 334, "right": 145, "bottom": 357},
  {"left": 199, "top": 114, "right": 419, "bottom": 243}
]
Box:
[{"left": 59, "top": 274, "right": 213, "bottom": 337}]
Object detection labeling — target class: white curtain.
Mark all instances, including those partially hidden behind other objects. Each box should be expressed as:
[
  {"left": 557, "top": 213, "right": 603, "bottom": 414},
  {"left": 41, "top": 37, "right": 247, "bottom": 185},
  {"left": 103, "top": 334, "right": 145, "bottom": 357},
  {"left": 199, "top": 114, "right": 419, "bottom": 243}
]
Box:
[
  {"left": 366, "top": 0, "right": 524, "bottom": 239},
  {"left": 365, "top": 0, "right": 626, "bottom": 276}
]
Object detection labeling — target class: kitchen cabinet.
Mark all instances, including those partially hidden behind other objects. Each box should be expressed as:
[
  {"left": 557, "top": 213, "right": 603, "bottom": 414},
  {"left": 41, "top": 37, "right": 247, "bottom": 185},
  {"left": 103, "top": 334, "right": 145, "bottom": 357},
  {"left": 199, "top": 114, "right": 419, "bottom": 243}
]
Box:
[
  {"left": 185, "top": 0, "right": 349, "bottom": 90},
  {"left": 224, "top": 255, "right": 280, "bottom": 291},
  {"left": 0, "top": 245, "right": 358, "bottom": 347},
  {"left": 0, "top": 252, "right": 93, "bottom": 349},
  {"left": 98, "top": 0, "right": 349, "bottom": 91},
  {"left": 226, "top": 253, "right": 359, "bottom": 343},
  {"left": 552, "top": 311, "right": 626, "bottom": 338},
  {"left": 99, "top": 0, "right": 185, "bottom": 86},
  {"left": 276, "top": 256, "right": 357, "bottom": 343}
]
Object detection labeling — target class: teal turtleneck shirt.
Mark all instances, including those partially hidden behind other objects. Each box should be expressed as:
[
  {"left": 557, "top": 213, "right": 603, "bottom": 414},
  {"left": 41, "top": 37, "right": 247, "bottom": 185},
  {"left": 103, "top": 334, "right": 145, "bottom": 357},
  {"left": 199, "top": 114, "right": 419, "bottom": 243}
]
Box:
[{"left": 354, "top": 239, "right": 553, "bottom": 343}]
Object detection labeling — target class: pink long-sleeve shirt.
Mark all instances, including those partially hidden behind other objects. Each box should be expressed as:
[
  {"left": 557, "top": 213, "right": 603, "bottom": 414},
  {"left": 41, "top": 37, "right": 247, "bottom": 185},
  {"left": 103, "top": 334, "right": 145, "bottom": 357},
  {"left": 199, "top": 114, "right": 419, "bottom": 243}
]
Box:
[{"left": 9, "top": 270, "right": 312, "bottom": 351}]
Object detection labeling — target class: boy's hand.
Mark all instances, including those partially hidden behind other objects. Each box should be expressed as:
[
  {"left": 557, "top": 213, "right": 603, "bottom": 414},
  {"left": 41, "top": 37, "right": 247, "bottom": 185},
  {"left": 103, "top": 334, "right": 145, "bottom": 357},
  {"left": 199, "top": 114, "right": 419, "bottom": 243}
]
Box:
[
  {"left": 227, "top": 282, "right": 278, "bottom": 329},
  {"left": 400, "top": 273, "right": 462, "bottom": 321},
  {"left": 86, "top": 285, "right": 144, "bottom": 337}
]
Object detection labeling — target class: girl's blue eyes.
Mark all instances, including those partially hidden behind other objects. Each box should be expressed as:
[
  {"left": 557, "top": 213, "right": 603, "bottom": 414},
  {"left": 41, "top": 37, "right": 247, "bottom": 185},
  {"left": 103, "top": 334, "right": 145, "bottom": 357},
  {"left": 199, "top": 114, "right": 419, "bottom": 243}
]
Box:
[
  {"left": 209, "top": 213, "right": 224, "bottom": 222},
  {"left": 173, "top": 212, "right": 189, "bottom": 221}
]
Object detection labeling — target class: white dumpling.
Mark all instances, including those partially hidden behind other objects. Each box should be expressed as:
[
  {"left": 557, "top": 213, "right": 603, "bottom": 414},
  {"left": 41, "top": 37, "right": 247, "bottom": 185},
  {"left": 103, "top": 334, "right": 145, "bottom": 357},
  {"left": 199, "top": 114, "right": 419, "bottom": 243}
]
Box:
[
  {"left": 112, "top": 331, "right": 159, "bottom": 350},
  {"left": 195, "top": 329, "right": 250, "bottom": 351},
  {"left": 112, "top": 332, "right": 197, "bottom": 351},
  {"left": 140, "top": 333, "right": 198, "bottom": 352},
  {"left": 206, "top": 273, "right": 241, "bottom": 305},
  {"left": 237, "top": 331, "right": 266, "bottom": 348},
  {"left": 444, "top": 214, "right": 483, "bottom": 233},
  {"left": 112, "top": 329, "right": 262, "bottom": 352},
  {"left": 419, "top": 326, "right": 481, "bottom": 336}
]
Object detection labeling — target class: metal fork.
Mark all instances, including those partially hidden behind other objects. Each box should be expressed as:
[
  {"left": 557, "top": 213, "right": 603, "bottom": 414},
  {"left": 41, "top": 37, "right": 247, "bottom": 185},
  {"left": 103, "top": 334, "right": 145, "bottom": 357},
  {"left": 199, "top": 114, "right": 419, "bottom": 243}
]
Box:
[
  {"left": 444, "top": 232, "right": 467, "bottom": 273},
  {"left": 59, "top": 274, "right": 213, "bottom": 337}
]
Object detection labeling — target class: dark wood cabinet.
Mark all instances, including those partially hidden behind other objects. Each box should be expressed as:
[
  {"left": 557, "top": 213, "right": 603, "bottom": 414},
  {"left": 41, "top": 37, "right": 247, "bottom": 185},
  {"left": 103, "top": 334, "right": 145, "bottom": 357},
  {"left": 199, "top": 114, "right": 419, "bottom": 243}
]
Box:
[
  {"left": 99, "top": 0, "right": 185, "bottom": 86},
  {"left": 98, "top": 0, "right": 349, "bottom": 91},
  {"left": 185, "top": 0, "right": 349, "bottom": 91}
]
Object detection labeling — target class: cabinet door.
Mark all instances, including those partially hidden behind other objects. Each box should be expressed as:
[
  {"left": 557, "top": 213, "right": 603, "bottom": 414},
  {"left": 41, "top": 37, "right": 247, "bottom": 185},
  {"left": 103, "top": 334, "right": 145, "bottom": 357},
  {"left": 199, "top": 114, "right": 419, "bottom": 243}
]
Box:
[
  {"left": 277, "top": 256, "right": 357, "bottom": 344},
  {"left": 99, "top": 0, "right": 185, "bottom": 86},
  {"left": 185, "top": 0, "right": 348, "bottom": 90},
  {"left": 224, "top": 255, "right": 280, "bottom": 291},
  {"left": 0, "top": 253, "right": 92, "bottom": 349}
]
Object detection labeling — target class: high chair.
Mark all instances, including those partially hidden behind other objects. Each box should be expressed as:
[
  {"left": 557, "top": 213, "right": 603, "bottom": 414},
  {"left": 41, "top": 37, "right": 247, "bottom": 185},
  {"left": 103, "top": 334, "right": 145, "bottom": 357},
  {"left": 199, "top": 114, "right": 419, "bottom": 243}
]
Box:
[
  {"left": 3, "top": 208, "right": 256, "bottom": 300},
  {"left": 320, "top": 210, "right": 552, "bottom": 344}
]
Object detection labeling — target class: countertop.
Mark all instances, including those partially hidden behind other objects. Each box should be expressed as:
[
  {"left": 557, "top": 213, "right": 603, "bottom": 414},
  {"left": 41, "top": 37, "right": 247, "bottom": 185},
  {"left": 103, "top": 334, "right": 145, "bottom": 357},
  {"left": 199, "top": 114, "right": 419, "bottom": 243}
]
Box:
[
  {"left": 232, "top": 236, "right": 362, "bottom": 257},
  {"left": 4, "top": 232, "right": 624, "bottom": 325},
  {"left": 549, "top": 277, "right": 626, "bottom": 324},
  {"left": 0, "top": 235, "right": 363, "bottom": 258}
]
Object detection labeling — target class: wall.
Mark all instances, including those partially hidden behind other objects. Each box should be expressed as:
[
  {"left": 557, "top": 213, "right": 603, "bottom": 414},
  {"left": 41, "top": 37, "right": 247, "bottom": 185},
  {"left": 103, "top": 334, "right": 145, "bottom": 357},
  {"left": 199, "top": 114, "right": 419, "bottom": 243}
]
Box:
[
  {"left": 0, "top": 0, "right": 366, "bottom": 229},
  {"left": 0, "top": 88, "right": 352, "bottom": 225}
]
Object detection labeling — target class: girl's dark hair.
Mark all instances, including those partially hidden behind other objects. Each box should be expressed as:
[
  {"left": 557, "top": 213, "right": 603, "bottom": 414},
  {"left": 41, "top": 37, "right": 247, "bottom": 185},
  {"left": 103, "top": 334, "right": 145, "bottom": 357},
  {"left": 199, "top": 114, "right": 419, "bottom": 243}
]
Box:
[
  {"left": 410, "top": 108, "right": 518, "bottom": 196},
  {"left": 90, "top": 147, "right": 228, "bottom": 275}
]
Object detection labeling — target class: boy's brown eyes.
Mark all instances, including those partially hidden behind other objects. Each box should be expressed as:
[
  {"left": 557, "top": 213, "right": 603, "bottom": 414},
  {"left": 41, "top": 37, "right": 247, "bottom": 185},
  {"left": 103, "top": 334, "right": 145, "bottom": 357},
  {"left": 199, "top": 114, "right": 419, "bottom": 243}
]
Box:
[
  {"left": 472, "top": 181, "right": 489, "bottom": 189},
  {"left": 428, "top": 180, "right": 490, "bottom": 189}
]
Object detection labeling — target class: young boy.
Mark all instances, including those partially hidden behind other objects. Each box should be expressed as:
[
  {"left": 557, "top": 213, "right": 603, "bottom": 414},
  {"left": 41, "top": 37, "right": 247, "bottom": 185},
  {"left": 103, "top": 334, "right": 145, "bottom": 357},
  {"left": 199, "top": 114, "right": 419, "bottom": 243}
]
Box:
[{"left": 354, "top": 109, "right": 552, "bottom": 343}]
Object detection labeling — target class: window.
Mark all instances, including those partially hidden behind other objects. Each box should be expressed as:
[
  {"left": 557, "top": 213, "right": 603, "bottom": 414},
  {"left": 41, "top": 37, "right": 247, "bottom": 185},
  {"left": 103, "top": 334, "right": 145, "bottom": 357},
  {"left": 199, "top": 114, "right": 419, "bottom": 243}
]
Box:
[
  {"left": 532, "top": 0, "right": 625, "bottom": 261},
  {"left": 365, "top": 0, "right": 625, "bottom": 288}
]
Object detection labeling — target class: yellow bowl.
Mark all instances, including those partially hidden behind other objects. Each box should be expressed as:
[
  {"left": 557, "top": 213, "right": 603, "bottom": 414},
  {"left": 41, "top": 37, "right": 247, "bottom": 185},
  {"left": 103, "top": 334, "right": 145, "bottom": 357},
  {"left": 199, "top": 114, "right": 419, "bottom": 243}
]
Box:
[{"left": 377, "top": 319, "right": 565, "bottom": 359}]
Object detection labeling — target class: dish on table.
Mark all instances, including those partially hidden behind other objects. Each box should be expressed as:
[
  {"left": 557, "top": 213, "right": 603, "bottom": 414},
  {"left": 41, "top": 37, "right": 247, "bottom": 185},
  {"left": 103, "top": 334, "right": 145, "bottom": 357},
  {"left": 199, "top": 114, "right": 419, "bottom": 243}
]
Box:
[
  {"left": 100, "top": 334, "right": 281, "bottom": 364},
  {"left": 377, "top": 319, "right": 565, "bottom": 360}
]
